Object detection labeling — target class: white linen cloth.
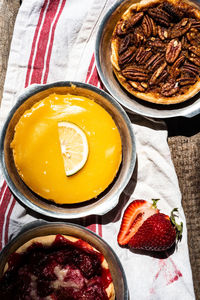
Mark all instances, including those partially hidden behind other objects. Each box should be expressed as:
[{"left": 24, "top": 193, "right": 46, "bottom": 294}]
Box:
[{"left": 0, "top": 0, "right": 195, "bottom": 299}]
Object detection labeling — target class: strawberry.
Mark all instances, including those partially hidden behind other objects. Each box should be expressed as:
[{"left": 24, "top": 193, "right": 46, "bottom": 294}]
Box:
[
  {"left": 118, "top": 199, "right": 183, "bottom": 252},
  {"left": 128, "top": 213, "right": 176, "bottom": 251},
  {"left": 117, "top": 199, "right": 159, "bottom": 245}
]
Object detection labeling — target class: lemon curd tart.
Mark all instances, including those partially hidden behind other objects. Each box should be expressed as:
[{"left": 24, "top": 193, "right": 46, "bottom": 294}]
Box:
[{"left": 10, "top": 93, "right": 122, "bottom": 205}]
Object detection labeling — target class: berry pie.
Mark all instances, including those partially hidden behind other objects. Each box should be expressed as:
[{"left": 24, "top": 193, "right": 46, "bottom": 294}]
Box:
[{"left": 0, "top": 234, "right": 115, "bottom": 300}]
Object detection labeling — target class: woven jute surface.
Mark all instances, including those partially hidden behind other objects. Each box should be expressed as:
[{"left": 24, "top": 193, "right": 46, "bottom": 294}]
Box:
[
  {"left": 166, "top": 118, "right": 200, "bottom": 300},
  {"left": 0, "top": 0, "right": 199, "bottom": 299}
]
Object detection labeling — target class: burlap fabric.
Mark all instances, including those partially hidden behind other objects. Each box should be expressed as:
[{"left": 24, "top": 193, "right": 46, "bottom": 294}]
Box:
[
  {"left": 0, "top": 1, "right": 199, "bottom": 299},
  {"left": 167, "top": 118, "right": 200, "bottom": 300}
]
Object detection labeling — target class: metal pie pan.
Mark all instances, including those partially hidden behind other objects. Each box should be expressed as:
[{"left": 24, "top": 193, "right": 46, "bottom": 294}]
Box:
[
  {"left": 0, "top": 221, "right": 129, "bottom": 299},
  {"left": 95, "top": 0, "right": 200, "bottom": 119},
  {"left": 0, "top": 81, "right": 136, "bottom": 219}
]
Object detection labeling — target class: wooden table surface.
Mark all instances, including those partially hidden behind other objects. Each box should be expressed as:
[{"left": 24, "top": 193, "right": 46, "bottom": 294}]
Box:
[{"left": 0, "top": 1, "right": 199, "bottom": 299}]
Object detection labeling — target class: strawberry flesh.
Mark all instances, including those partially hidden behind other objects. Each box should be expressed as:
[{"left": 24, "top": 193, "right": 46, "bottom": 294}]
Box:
[
  {"left": 117, "top": 200, "right": 159, "bottom": 245},
  {"left": 128, "top": 213, "right": 176, "bottom": 251}
]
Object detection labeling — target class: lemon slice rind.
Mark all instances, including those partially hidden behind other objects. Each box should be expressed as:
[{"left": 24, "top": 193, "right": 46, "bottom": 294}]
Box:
[{"left": 58, "top": 121, "right": 89, "bottom": 176}]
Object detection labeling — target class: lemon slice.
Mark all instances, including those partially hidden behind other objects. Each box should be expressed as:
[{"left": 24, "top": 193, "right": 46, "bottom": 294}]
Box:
[{"left": 58, "top": 121, "right": 89, "bottom": 176}]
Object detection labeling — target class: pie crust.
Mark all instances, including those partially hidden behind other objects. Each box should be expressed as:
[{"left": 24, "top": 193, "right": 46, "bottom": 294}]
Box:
[
  {"left": 1, "top": 235, "right": 115, "bottom": 300},
  {"left": 111, "top": 0, "right": 200, "bottom": 104}
]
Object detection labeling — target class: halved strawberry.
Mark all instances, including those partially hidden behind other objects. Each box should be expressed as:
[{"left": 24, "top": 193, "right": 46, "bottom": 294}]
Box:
[{"left": 117, "top": 199, "right": 159, "bottom": 245}]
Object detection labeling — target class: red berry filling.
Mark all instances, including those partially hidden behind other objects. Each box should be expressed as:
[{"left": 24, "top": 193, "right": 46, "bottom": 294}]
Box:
[{"left": 0, "top": 235, "right": 112, "bottom": 300}]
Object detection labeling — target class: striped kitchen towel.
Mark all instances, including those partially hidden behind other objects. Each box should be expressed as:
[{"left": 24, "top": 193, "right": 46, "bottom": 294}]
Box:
[{"left": 0, "top": 0, "right": 195, "bottom": 299}]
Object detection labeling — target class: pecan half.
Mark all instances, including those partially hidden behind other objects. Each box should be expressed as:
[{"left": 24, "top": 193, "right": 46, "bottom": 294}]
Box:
[
  {"left": 146, "top": 53, "right": 164, "bottom": 71},
  {"left": 142, "top": 15, "right": 153, "bottom": 37},
  {"left": 149, "top": 62, "right": 167, "bottom": 85},
  {"left": 166, "top": 39, "right": 182, "bottom": 64},
  {"left": 148, "top": 7, "right": 171, "bottom": 27},
  {"left": 189, "top": 46, "right": 200, "bottom": 57},
  {"left": 129, "top": 81, "right": 148, "bottom": 92},
  {"left": 122, "top": 66, "right": 148, "bottom": 81},
  {"left": 156, "top": 70, "right": 169, "bottom": 84},
  {"left": 170, "top": 56, "right": 185, "bottom": 78},
  {"left": 135, "top": 47, "right": 144, "bottom": 61},
  {"left": 181, "top": 62, "right": 199, "bottom": 76},
  {"left": 177, "top": 77, "right": 197, "bottom": 86},
  {"left": 118, "top": 34, "right": 132, "bottom": 54},
  {"left": 161, "top": 80, "right": 179, "bottom": 96},
  {"left": 186, "top": 28, "right": 200, "bottom": 46},
  {"left": 118, "top": 46, "right": 136, "bottom": 66},
  {"left": 171, "top": 18, "right": 191, "bottom": 38},
  {"left": 181, "top": 35, "right": 190, "bottom": 49},
  {"left": 191, "top": 20, "right": 200, "bottom": 30},
  {"left": 162, "top": 2, "right": 183, "bottom": 20},
  {"left": 135, "top": 47, "right": 152, "bottom": 64},
  {"left": 158, "top": 26, "right": 169, "bottom": 40},
  {"left": 126, "top": 12, "right": 144, "bottom": 29},
  {"left": 150, "top": 17, "right": 157, "bottom": 36},
  {"left": 116, "top": 21, "right": 127, "bottom": 36},
  {"left": 188, "top": 55, "right": 200, "bottom": 66},
  {"left": 133, "top": 26, "right": 145, "bottom": 46},
  {"left": 147, "top": 38, "right": 166, "bottom": 50}
]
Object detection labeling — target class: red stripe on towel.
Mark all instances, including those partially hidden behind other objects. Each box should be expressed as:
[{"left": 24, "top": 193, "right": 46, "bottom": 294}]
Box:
[
  {"left": 43, "top": 0, "right": 66, "bottom": 83},
  {"left": 0, "top": 187, "right": 13, "bottom": 249},
  {"left": 4, "top": 197, "right": 16, "bottom": 245},
  {"left": 25, "top": 0, "right": 49, "bottom": 87},
  {"left": 87, "top": 223, "right": 96, "bottom": 233},
  {"left": 0, "top": 180, "right": 7, "bottom": 201},
  {"left": 30, "top": 0, "right": 61, "bottom": 84},
  {"left": 88, "top": 64, "right": 104, "bottom": 89},
  {"left": 86, "top": 54, "right": 95, "bottom": 83},
  {"left": 98, "top": 219, "right": 102, "bottom": 237},
  {"left": 88, "top": 66, "right": 99, "bottom": 86}
]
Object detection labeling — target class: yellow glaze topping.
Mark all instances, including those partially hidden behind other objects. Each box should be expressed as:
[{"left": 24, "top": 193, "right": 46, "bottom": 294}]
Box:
[{"left": 11, "top": 94, "right": 122, "bottom": 204}]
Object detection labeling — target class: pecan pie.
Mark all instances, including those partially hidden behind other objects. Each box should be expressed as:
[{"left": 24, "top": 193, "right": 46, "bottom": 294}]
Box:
[
  {"left": 111, "top": 0, "right": 200, "bottom": 104},
  {"left": 0, "top": 234, "right": 115, "bottom": 300}
]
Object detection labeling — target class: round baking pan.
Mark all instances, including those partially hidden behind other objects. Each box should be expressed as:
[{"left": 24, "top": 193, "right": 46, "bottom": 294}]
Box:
[
  {"left": 0, "top": 81, "right": 136, "bottom": 219},
  {"left": 0, "top": 221, "right": 129, "bottom": 299}
]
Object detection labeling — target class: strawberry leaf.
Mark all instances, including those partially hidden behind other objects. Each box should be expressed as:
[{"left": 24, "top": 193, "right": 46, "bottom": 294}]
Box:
[
  {"left": 152, "top": 198, "right": 160, "bottom": 209},
  {"left": 170, "top": 208, "right": 183, "bottom": 242}
]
